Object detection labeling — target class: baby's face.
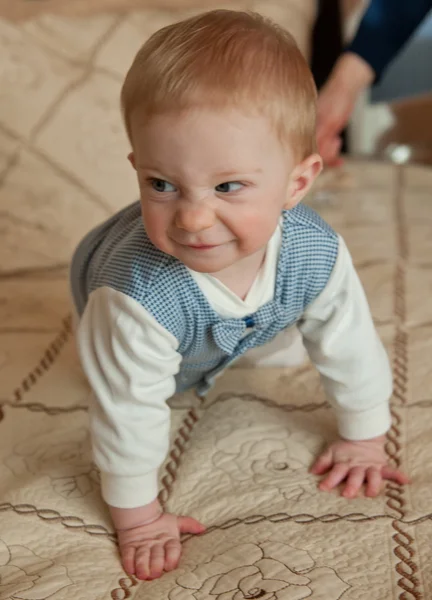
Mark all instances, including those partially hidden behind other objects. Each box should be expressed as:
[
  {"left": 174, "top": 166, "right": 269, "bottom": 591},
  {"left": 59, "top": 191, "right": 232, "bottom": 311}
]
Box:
[{"left": 129, "top": 107, "right": 297, "bottom": 275}]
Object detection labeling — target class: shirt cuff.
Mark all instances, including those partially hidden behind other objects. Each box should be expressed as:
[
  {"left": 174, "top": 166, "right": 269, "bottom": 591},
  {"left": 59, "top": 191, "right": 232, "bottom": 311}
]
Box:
[
  {"left": 100, "top": 471, "right": 159, "bottom": 508},
  {"left": 336, "top": 403, "right": 392, "bottom": 441}
]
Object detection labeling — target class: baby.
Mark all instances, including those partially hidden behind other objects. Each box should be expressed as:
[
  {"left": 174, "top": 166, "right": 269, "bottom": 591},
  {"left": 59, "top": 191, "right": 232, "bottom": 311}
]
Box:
[{"left": 70, "top": 9, "right": 409, "bottom": 581}]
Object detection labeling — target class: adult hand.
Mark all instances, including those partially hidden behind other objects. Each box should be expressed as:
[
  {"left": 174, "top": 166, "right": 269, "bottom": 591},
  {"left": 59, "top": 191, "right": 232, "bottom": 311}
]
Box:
[{"left": 317, "top": 52, "right": 375, "bottom": 167}]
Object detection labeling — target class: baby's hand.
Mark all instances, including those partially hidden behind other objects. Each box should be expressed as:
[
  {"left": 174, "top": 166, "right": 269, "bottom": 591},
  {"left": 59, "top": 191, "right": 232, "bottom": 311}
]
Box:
[
  {"left": 310, "top": 435, "right": 410, "bottom": 498},
  {"left": 117, "top": 512, "right": 205, "bottom": 580}
]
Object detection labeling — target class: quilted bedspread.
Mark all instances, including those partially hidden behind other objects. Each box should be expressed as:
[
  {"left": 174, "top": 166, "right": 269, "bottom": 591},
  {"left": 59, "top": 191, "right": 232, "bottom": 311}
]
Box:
[
  {"left": 1, "top": 6, "right": 432, "bottom": 600},
  {"left": 2, "top": 162, "right": 432, "bottom": 600}
]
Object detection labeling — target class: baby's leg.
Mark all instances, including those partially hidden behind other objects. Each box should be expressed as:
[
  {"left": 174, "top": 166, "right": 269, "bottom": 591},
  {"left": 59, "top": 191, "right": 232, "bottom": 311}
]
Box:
[{"left": 235, "top": 327, "right": 306, "bottom": 368}]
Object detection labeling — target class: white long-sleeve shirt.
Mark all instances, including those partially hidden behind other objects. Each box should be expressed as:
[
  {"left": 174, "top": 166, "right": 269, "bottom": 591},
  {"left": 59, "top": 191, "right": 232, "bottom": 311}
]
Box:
[{"left": 77, "top": 226, "right": 392, "bottom": 508}]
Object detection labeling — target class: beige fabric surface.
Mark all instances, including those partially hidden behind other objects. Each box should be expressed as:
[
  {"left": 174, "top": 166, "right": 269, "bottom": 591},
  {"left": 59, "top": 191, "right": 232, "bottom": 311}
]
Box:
[
  {"left": 0, "top": 0, "right": 312, "bottom": 22},
  {"left": 1, "top": 6, "right": 432, "bottom": 600},
  {"left": 0, "top": 0, "right": 316, "bottom": 59}
]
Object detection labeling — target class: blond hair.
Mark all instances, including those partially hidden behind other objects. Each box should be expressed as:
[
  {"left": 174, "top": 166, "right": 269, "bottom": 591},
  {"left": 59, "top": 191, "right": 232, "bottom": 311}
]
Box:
[{"left": 121, "top": 9, "right": 317, "bottom": 159}]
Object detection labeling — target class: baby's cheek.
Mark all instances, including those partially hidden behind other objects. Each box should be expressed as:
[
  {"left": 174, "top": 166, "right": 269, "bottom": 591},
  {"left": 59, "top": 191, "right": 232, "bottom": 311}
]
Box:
[
  {"left": 238, "top": 213, "right": 277, "bottom": 247},
  {"left": 142, "top": 208, "right": 168, "bottom": 240},
  {"left": 144, "top": 220, "right": 170, "bottom": 254}
]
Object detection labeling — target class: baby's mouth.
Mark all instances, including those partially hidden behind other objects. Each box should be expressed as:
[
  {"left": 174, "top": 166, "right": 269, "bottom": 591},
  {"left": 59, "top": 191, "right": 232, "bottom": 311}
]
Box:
[{"left": 187, "top": 243, "right": 218, "bottom": 250}]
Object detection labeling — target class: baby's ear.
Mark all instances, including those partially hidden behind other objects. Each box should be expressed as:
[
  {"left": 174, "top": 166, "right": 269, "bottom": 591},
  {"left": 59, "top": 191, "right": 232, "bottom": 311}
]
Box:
[
  {"left": 284, "top": 154, "right": 323, "bottom": 209},
  {"left": 128, "top": 152, "right": 136, "bottom": 170}
]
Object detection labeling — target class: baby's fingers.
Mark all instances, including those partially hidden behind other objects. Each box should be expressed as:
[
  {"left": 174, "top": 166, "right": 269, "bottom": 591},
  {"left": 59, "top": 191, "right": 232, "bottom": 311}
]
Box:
[
  {"left": 148, "top": 544, "right": 165, "bottom": 580},
  {"left": 310, "top": 448, "right": 333, "bottom": 475},
  {"left": 177, "top": 516, "right": 206, "bottom": 535},
  {"left": 319, "top": 463, "right": 350, "bottom": 491},
  {"left": 365, "top": 467, "right": 383, "bottom": 497},
  {"left": 135, "top": 546, "right": 150, "bottom": 580},
  {"left": 164, "top": 539, "right": 182, "bottom": 572},
  {"left": 134, "top": 540, "right": 183, "bottom": 580},
  {"left": 381, "top": 466, "right": 411, "bottom": 485},
  {"left": 121, "top": 546, "right": 136, "bottom": 576},
  {"left": 342, "top": 466, "right": 366, "bottom": 498}
]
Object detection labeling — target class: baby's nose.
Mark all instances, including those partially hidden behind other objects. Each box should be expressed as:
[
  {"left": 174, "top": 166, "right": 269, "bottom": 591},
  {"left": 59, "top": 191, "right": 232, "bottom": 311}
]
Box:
[{"left": 175, "top": 204, "right": 215, "bottom": 232}]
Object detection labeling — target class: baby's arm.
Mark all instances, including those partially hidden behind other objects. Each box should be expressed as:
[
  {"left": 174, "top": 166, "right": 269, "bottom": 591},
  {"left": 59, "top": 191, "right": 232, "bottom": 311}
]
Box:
[
  {"left": 77, "top": 288, "right": 204, "bottom": 578},
  {"left": 298, "top": 236, "right": 410, "bottom": 497}
]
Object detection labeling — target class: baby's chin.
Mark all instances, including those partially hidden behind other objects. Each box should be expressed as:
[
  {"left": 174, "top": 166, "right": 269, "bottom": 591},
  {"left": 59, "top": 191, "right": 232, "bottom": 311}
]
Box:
[
  {"left": 179, "top": 257, "right": 236, "bottom": 274},
  {"left": 179, "top": 253, "right": 240, "bottom": 275}
]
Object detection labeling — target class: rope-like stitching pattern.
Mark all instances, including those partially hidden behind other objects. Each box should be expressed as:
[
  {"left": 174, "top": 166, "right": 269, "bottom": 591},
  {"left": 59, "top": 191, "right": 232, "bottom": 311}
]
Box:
[
  {"left": 10, "top": 314, "right": 73, "bottom": 403},
  {"left": 158, "top": 409, "right": 200, "bottom": 506},
  {"left": 0, "top": 501, "right": 116, "bottom": 541},
  {"left": 388, "top": 165, "right": 422, "bottom": 599}
]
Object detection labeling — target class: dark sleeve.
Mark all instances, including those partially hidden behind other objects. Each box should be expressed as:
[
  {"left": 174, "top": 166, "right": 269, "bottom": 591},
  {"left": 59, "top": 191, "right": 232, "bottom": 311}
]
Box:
[{"left": 346, "top": 0, "right": 431, "bottom": 81}]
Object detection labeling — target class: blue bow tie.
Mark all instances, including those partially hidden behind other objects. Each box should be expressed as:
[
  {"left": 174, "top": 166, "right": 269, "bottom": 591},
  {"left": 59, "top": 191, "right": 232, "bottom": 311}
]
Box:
[{"left": 212, "top": 303, "right": 292, "bottom": 354}]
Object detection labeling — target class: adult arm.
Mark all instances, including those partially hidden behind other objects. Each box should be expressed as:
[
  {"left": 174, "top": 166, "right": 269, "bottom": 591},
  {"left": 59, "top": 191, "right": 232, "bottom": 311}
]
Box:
[{"left": 348, "top": 0, "right": 431, "bottom": 81}]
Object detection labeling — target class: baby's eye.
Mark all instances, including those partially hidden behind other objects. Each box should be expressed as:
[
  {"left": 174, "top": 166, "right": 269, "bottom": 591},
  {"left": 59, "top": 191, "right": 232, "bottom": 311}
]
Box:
[
  {"left": 215, "top": 181, "right": 244, "bottom": 193},
  {"left": 150, "top": 178, "right": 177, "bottom": 193}
]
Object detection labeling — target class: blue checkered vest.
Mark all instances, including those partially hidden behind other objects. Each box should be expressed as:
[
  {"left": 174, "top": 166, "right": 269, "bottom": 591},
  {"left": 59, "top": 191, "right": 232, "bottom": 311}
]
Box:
[{"left": 71, "top": 201, "right": 338, "bottom": 395}]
